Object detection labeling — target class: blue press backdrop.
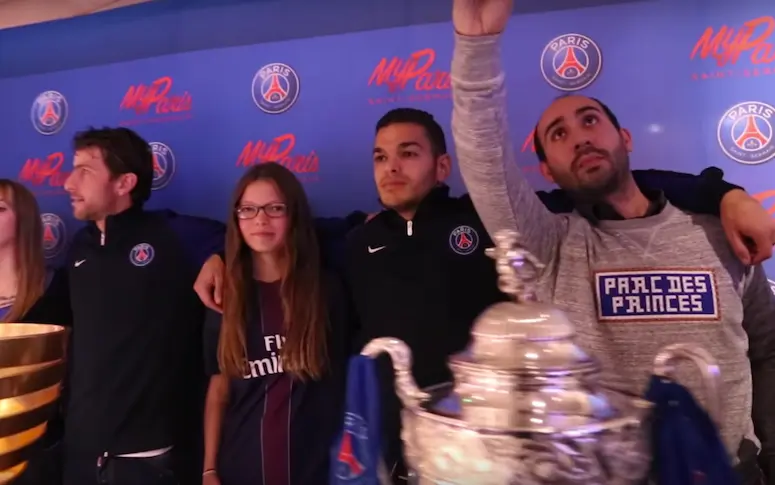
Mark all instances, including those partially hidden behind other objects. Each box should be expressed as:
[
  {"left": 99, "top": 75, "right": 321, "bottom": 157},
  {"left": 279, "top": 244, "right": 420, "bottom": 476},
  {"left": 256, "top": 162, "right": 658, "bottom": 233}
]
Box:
[{"left": 0, "top": 0, "right": 773, "bottom": 280}]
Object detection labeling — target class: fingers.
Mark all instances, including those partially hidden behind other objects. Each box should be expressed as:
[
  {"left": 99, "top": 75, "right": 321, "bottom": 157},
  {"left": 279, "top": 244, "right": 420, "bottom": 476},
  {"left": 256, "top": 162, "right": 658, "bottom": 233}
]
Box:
[
  {"left": 195, "top": 282, "right": 222, "bottom": 313},
  {"left": 728, "top": 232, "right": 752, "bottom": 266},
  {"left": 214, "top": 273, "right": 223, "bottom": 307},
  {"left": 749, "top": 234, "right": 773, "bottom": 265}
]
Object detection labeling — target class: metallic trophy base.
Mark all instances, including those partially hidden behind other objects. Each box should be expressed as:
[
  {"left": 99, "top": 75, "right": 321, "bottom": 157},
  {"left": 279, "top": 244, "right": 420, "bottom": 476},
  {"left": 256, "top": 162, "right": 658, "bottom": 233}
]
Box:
[{"left": 0, "top": 324, "right": 68, "bottom": 484}]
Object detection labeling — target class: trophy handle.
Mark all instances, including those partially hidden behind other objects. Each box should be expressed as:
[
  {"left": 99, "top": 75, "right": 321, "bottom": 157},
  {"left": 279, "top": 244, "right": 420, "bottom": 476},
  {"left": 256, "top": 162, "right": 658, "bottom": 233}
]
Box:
[
  {"left": 652, "top": 342, "right": 722, "bottom": 426},
  {"left": 361, "top": 338, "right": 431, "bottom": 410}
]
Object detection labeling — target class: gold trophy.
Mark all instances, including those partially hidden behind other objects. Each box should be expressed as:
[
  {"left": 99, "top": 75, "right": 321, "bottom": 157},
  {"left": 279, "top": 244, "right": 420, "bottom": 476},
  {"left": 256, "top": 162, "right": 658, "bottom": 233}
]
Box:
[{"left": 0, "top": 324, "right": 68, "bottom": 483}]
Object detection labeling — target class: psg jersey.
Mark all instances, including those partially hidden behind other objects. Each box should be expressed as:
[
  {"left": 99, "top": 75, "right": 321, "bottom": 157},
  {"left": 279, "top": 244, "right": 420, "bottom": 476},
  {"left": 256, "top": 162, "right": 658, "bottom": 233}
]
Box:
[{"left": 204, "top": 276, "right": 351, "bottom": 485}]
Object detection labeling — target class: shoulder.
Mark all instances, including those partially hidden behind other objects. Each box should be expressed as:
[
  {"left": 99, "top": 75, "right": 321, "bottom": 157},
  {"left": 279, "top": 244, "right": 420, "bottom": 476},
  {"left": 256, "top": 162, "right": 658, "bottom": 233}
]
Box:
[
  {"left": 150, "top": 209, "right": 225, "bottom": 233},
  {"left": 21, "top": 267, "right": 71, "bottom": 325},
  {"left": 344, "top": 217, "right": 379, "bottom": 252},
  {"left": 204, "top": 308, "right": 223, "bottom": 328},
  {"left": 70, "top": 225, "right": 92, "bottom": 247},
  {"left": 673, "top": 208, "right": 742, "bottom": 263},
  {"left": 322, "top": 270, "right": 350, "bottom": 326},
  {"left": 322, "top": 270, "right": 347, "bottom": 307}
]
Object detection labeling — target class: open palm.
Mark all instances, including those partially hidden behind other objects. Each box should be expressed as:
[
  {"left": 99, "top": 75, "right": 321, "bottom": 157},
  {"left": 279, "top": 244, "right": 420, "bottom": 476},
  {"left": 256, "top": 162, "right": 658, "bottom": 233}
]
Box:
[{"left": 453, "top": 0, "right": 514, "bottom": 36}]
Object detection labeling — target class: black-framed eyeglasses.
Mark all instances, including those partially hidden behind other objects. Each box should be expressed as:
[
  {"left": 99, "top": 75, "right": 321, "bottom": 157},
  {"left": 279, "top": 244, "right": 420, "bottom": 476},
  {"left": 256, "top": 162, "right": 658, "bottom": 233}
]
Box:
[{"left": 235, "top": 203, "right": 287, "bottom": 220}]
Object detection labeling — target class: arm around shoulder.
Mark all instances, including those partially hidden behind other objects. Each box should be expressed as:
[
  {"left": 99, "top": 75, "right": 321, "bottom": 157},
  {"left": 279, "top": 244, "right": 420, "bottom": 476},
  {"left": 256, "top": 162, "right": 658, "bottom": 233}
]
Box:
[{"left": 165, "top": 212, "right": 227, "bottom": 272}]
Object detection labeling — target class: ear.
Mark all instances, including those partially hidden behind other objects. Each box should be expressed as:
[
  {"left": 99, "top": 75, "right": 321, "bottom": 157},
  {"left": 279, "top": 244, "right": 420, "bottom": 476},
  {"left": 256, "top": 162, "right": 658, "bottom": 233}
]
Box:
[
  {"left": 435, "top": 154, "right": 452, "bottom": 182},
  {"left": 115, "top": 173, "right": 138, "bottom": 197},
  {"left": 620, "top": 128, "right": 633, "bottom": 152},
  {"left": 538, "top": 161, "right": 555, "bottom": 183}
]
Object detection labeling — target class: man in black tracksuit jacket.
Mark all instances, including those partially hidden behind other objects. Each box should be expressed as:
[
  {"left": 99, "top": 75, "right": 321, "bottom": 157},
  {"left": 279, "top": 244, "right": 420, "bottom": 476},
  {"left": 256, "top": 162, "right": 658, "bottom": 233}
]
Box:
[
  {"left": 344, "top": 108, "right": 770, "bottom": 484},
  {"left": 61, "top": 127, "right": 224, "bottom": 485}
]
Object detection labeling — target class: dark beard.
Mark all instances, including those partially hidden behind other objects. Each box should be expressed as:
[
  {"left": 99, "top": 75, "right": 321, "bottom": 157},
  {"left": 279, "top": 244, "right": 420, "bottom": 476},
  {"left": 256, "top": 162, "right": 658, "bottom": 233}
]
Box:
[{"left": 567, "top": 144, "right": 629, "bottom": 203}]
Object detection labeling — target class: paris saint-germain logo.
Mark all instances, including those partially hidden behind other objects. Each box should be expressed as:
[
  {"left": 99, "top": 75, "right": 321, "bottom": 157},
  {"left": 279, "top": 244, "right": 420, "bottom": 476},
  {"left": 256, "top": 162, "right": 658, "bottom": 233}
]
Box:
[
  {"left": 449, "top": 225, "right": 479, "bottom": 256},
  {"left": 41, "top": 213, "right": 66, "bottom": 259},
  {"left": 129, "top": 243, "right": 155, "bottom": 267},
  {"left": 149, "top": 142, "right": 176, "bottom": 190},
  {"left": 251, "top": 63, "right": 300, "bottom": 114},
  {"left": 540, "top": 34, "right": 603, "bottom": 92},
  {"left": 333, "top": 412, "right": 370, "bottom": 482},
  {"left": 30, "top": 91, "right": 69, "bottom": 135},
  {"left": 717, "top": 101, "right": 775, "bottom": 165}
]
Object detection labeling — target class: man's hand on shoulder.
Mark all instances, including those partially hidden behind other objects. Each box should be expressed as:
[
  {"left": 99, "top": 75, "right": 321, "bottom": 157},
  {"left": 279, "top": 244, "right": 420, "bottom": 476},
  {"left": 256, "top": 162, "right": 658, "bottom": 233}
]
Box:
[
  {"left": 194, "top": 254, "right": 225, "bottom": 313},
  {"left": 720, "top": 189, "right": 775, "bottom": 265}
]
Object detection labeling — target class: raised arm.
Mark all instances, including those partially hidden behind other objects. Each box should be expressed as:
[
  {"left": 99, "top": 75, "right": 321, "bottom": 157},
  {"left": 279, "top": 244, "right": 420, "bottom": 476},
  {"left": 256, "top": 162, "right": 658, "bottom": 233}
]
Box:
[{"left": 451, "top": 0, "right": 566, "bottom": 264}]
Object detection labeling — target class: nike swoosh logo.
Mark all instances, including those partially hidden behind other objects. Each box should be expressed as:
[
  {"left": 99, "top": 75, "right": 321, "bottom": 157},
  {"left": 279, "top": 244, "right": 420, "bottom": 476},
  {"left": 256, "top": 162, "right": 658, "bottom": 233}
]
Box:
[
  {"left": 367, "top": 246, "right": 386, "bottom": 254},
  {"left": 74, "top": 260, "right": 86, "bottom": 267}
]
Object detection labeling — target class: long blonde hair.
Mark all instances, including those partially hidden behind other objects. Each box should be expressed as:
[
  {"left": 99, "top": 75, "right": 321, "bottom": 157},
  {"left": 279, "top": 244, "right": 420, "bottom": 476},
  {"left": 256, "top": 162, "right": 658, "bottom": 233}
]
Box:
[{"left": 0, "top": 180, "right": 46, "bottom": 322}]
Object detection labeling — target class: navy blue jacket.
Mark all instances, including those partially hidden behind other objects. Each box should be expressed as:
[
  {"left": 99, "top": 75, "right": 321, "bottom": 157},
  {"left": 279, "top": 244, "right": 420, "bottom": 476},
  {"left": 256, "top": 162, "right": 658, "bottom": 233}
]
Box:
[{"left": 63, "top": 205, "right": 224, "bottom": 468}]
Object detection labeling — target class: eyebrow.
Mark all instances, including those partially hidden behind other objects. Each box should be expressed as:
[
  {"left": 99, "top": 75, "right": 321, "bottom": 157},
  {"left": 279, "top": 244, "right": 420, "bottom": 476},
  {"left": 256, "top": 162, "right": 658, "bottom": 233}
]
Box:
[
  {"left": 542, "top": 105, "right": 603, "bottom": 140},
  {"left": 373, "top": 141, "right": 423, "bottom": 154}
]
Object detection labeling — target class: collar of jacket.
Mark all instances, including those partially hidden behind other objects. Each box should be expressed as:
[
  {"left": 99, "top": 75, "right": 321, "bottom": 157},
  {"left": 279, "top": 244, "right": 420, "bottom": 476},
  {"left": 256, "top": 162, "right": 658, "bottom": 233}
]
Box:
[
  {"left": 575, "top": 185, "right": 667, "bottom": 222},
  {"left": 86, "top": 204, "right": 146, "bottom": 241},
  {"left": 378, "top": 185, "right": 454, "bottom": 230}
]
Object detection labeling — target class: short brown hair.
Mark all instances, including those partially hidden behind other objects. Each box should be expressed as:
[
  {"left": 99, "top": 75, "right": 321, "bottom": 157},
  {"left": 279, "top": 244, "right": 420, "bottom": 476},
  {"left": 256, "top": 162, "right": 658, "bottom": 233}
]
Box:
[{"left": 73, "top": 127, "right": 154, "bottom": 205}]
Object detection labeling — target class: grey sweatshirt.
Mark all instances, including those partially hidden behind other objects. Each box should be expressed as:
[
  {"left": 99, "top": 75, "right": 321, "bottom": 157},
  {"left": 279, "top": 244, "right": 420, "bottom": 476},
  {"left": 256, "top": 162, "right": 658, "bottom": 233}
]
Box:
[{"left": 450, "top": 33, "right": 775, "bottom": 459}]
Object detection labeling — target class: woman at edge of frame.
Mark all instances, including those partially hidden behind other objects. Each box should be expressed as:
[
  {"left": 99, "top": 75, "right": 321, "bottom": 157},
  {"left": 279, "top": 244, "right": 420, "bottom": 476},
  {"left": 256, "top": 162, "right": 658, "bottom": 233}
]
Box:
[
  {"left": 201, "top": 163, "right": 352, "bottom": 485},
  {"left": 0, "top": 179, "right": 72, "bottom": 485}
]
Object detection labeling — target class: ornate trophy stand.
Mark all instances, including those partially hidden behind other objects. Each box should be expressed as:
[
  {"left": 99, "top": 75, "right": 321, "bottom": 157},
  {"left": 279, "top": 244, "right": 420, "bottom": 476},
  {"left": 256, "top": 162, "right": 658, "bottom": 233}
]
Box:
[
  {"left": 0, "top": 324, "right": 68, "bottom": 483},
  {"left": 362, "top": 230, "right": 721, "bottom": 485}
]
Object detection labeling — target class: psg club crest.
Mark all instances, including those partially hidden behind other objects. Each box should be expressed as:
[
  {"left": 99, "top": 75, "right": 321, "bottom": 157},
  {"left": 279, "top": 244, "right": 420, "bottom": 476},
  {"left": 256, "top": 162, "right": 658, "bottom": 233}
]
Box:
[
  {"left": 540, "top": 33, "right": 603, "bottom": 92},
  {"left": 129, "top": 243, "right": 155, "bottom": 267},
  {"left": 333, "top": 412, "right": 370, "bottom": 481},
  {"left": 251, "top": 63, "right": 301, "bottom": 114},
  {"left": 30, "top": 91, "right": 69, "bottom": 135},
  {"left": 717, "top": 101, "right": 775, "bottom": 165},
  {"left": 449, "top": 225, "right": 479, "bottom": 256},
  {"left": 40, "top": 213, "right": 66, "bottom": 259},
  {"left": 149, "top": 142, "right": 176, "bottom": 190}
]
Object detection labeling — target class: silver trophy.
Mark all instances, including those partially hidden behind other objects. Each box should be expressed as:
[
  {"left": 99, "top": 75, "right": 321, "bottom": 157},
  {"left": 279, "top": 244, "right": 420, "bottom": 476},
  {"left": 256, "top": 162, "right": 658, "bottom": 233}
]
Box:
[{"left": 362, "top": 229, "right": 721, "bottom": 485}]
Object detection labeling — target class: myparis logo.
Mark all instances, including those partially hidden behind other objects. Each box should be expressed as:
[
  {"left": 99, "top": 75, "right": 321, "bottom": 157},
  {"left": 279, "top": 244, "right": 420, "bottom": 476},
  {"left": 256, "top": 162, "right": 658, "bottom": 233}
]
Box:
[{"left": 717, "top": 101, "right": 775, "bottom": 165}]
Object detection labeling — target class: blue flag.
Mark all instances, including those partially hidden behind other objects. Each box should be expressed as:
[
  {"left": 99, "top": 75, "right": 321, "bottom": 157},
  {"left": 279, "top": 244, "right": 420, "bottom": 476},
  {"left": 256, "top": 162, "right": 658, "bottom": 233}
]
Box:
[
  {"left": 330, "top": 355, "right": 384, "bottom": 485},
  {"left": 645, "top": 375, "right": 739, "bottom": 485}
]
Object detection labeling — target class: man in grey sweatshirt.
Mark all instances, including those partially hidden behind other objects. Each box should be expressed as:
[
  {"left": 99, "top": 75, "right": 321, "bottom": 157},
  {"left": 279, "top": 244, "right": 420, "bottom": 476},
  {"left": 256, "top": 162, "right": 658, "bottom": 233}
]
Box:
[{"left": 450, "top": 0, "right": 775, "bottom": 483}]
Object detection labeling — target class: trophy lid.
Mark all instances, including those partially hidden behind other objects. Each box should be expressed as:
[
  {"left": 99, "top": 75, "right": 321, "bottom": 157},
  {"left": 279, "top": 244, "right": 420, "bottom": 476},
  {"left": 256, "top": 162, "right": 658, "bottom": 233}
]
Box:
[{"left": 436, "top": 230, "right": 618, "bottom": 431}]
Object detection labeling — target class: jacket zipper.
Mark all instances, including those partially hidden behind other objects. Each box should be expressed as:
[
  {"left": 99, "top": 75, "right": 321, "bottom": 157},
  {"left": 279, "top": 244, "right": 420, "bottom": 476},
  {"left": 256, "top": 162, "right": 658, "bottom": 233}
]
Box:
[
  {"left": 406, "top": 220, "right": 413, "bottom": 236},
  {"left": 100, "top": 232, "right": 106, "bottom": 246}
]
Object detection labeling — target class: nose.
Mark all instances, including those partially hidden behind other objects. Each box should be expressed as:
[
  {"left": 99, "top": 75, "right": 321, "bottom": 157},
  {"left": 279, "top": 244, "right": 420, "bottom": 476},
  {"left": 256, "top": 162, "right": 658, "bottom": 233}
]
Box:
[
  {"left": 255, "top": 210, "right": 271, "bottom": 225},
  {"left": 63, "top": 172, "right": 75, "bottom": 193},
  {"left": 573, "top": 137, "right": 593, "bottom": 153},
  {"left": 384, "top": 155, "right": 401, "bottom": 174}
]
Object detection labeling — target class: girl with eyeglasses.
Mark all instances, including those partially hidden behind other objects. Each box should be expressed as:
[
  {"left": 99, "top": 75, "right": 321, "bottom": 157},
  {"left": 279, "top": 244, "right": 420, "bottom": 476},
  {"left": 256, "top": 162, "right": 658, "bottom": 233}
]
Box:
[{"left": 202, "top": 163, "right": 351, "bottom": 485}]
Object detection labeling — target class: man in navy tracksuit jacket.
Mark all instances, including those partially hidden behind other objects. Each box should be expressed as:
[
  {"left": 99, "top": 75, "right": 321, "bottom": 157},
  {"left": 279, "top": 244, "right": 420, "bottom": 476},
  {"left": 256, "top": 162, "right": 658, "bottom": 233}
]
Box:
[{"left": 61, "top": 127, "right": 225, "bottom": 485}]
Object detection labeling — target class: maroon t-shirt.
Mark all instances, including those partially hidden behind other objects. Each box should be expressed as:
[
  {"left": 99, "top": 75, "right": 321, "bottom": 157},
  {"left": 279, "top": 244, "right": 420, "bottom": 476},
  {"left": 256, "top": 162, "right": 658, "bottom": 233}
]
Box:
[{"left": 205, "top": 276, "right": 350, "bottom": 485}]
